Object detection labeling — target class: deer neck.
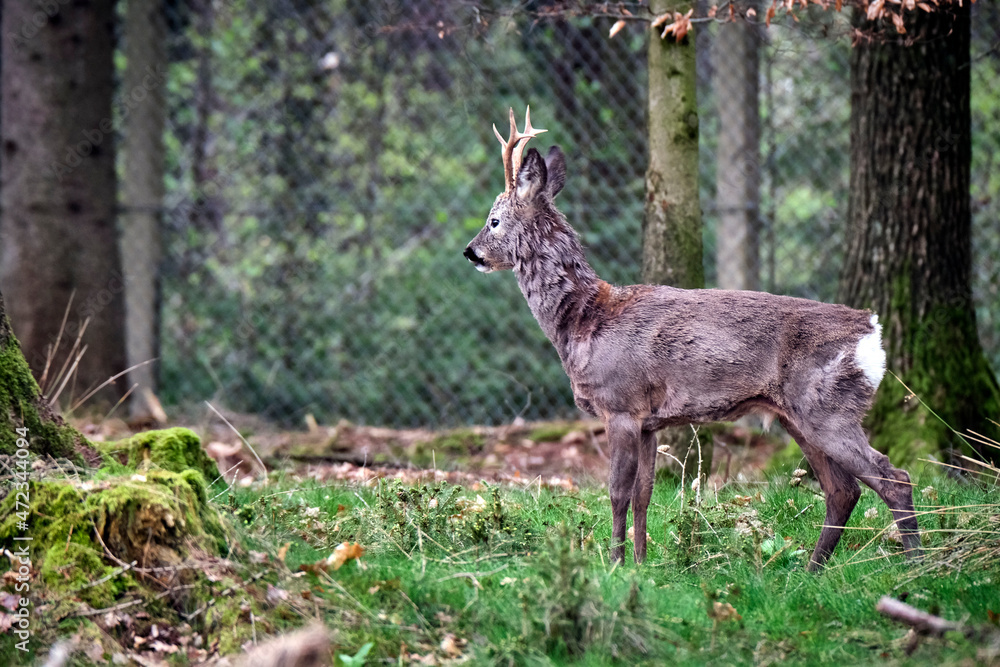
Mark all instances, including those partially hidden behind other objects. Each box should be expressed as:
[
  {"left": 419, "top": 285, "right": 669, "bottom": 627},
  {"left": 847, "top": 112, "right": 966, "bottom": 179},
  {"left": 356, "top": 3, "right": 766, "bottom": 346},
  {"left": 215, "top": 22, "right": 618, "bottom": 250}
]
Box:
[{"left": 514, "top": 220, "right": 599, "bottom": 356}]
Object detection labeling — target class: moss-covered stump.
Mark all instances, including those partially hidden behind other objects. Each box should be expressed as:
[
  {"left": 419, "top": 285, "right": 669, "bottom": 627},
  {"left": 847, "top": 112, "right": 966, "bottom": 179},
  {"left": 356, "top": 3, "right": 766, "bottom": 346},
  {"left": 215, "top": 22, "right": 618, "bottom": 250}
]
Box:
[
  {"left": 97, "top": 427, "right": 220, "bottom": 481},
  {"left": 0, "top": 298, "right": 91, "bottom": 460},
  {"left": 0, "top": 462, "right": 268, "bottom": 664},
  {"left": 0, "top": 469, "right": 227, "bottom": 609}
]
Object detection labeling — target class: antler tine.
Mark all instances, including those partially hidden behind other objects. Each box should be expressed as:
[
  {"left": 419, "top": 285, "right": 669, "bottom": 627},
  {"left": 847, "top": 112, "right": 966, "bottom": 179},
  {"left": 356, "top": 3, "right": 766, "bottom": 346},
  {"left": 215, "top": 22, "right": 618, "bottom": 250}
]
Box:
[
  {"left": 510, "top": 105, "right": 546, "bottom": 183},
  {"left": 493, "top": 106, "right": 547, "bottom": 195}
]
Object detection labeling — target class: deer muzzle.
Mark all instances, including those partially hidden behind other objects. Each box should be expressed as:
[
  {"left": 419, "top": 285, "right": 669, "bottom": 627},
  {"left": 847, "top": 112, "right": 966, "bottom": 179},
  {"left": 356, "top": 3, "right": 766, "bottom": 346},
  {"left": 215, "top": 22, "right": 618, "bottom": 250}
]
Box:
[{"left": 464, "top": 245, "right": 491, "bottom": 273}]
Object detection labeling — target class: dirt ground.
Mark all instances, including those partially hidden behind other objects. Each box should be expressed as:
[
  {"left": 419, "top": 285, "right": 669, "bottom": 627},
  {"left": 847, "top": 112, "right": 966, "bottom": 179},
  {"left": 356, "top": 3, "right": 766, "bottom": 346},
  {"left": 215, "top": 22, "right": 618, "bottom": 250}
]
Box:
[{"left": 78, "top": 411, "right": 788, "bottom": 492}]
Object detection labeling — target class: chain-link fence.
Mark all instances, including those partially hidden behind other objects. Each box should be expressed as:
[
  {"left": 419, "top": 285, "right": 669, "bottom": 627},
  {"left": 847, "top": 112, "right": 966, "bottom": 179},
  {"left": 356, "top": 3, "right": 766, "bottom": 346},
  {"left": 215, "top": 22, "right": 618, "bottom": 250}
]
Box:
[{"left": 132, "top": 0, "right": 999, "bottom": 428}]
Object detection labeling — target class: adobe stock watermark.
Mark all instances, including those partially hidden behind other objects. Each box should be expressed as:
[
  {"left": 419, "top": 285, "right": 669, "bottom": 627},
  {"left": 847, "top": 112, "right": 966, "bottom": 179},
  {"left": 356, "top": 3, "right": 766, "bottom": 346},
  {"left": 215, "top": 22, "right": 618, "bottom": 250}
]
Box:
[
  {"left": 47, "top": 64, "right": 167, "bottom": 182},
  {"left": 5, "top": 0, "right": 72, "bottom": 50}
]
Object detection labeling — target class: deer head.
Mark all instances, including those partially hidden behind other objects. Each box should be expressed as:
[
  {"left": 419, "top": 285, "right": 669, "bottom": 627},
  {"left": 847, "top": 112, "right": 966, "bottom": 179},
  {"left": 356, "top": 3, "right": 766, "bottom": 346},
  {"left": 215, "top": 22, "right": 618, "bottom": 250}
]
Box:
[{"left": 464, "top": 107, "right": 565, "bottom": 273}]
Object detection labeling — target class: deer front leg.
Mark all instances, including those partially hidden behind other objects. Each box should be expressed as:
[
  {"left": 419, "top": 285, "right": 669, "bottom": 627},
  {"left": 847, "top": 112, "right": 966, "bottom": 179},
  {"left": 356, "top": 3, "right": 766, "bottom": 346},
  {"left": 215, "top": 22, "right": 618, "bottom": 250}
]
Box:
[
  {"left": 607, "top": 414, "right": 641, "bottom": 564},
  {"left": 630, "top": 430, "right": 658, "bottom": 563}
]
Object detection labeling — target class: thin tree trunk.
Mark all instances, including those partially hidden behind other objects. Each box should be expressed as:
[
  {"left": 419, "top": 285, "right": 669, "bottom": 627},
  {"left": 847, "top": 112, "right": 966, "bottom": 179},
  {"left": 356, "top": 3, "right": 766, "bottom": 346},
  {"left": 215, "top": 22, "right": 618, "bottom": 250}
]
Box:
[
  {"left": 0, "top": 0, "right": 124, "bottom": 407},
  {"left": 715, "top": 4, "right": 761, "bottom": 292},
  {"left": 121, "top": 0, "right": 168, "bottom": 420},
  {"left": 644, "top": 0, "right": 711, "bottom": 479},
  {"left": 841, "top": 3, "right": 1000, "bottom": 464},
  {"left": 643, "top": 0, "right": 704, "bottom": 290}
]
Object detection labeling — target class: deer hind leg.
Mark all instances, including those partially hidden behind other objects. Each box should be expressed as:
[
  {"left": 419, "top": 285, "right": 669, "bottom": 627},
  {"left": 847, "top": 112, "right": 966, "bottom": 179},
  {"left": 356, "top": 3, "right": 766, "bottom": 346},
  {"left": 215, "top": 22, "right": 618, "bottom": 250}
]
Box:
[
  {"left": 798, "top": 421, "right": 922, "bottom": 565},
  {"left": 607, "top": 414, "right": 641, "bottom": 564},
  {"left": 630, "top": 430, "right": 658, "bottom": 564},
  {"left": 793, "top": 437, "right": 861, "bottom": 571}
]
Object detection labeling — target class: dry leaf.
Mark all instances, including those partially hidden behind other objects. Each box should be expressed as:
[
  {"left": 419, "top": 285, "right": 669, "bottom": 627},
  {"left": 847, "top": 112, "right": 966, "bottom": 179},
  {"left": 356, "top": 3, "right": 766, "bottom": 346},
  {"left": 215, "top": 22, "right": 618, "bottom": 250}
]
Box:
[
  {"left": 650, "top": 11, "right": 672, "bottom": 29},
  {"left": 746, "top": 7, "right": 757, "bottom": 18},
  {"left": 440, "top": 633, "right": 465, "bottom": 657},
  {"left": 708, "top": 4, "right": 718, "bottom": 18},
  {"left": 892, "top": 11, "right": 906, "bottom": 32},
  {"left": 627, "top": 526, "right": 652, "bottom": 542},
  {"left": 766, "top": 4, "right": 776, "bottom": 25},
  {"left": 277, "top": 542, "right": 291, "bottom": 563},
  {"left": 328, "top": 542, "right": 365, "bottom": 570},
  {"left": 609, "top": 19, "right": 627, "bottom": 38},
  {"left": 710, "top": 601, "right": 742, "bottom": 622}
]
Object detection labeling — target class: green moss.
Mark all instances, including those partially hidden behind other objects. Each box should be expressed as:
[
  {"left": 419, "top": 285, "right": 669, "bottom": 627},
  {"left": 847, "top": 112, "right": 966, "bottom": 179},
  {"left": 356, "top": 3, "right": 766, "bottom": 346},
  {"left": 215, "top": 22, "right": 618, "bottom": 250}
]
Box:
[
  {"left": 97, "top": 427, "right": 220, "bottom": 480},
  {"left": 868, "top": 297, "right": 1000, "bottom": 468},
  {"left": 0, "top": 470, "right": 227, "bottom": 609},
  {"left": 411, "top": 429, "right": 485, "bottom": 466},
  {"left": 0, "top": 313, "right": 82, "bottom": 460},
  {"left": 527, "top": 422, "right": 577, "bottom": 443}
]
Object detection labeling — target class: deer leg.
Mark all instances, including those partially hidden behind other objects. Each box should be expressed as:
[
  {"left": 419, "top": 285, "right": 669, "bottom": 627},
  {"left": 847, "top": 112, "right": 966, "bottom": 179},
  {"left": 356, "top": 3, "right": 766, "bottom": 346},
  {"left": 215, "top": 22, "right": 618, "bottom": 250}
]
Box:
[
  {"left": 630, "top": 430, "right": 657, "bottom": 564},
  {"left": 801, "top": 422, "right": 922, "bottom": 564},
  {"left": 795, "top": 439, "right": 861, "bottom": 571},
  {"left": 607, "top": 414, "right": 640, "bottom": 564}
]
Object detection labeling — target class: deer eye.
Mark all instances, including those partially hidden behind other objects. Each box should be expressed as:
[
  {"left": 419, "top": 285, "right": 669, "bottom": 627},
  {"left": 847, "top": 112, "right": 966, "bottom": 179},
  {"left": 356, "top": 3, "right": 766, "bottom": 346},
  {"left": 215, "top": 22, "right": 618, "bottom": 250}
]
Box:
[{"left": 490, "top": 218, "right": 500, "bottom": 229}]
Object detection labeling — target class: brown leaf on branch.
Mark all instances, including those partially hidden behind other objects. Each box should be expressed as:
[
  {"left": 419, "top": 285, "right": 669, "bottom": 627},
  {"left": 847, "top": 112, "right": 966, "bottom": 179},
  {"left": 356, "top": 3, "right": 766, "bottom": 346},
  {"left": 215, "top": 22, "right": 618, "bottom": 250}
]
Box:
[
  {"left": 892, "top": 10, "right": 907, "bottom": 32},
  {"left": 708, "top": 4, "right": 718, "bottom": 18},
  {"left": 766, "top": 4, "right": 776, "bottom": 25},
  {"left": 658, "top": 9, "right": 694, "bottom": 42},
  {"left": 746, "top": 7, "right": 757, "bottom": 18},
  {"left": 650, "top": 11, "right": 672, "bottom": 29},
  {"left": 609, "top": 19, "right": 626, "bottom": 38}
]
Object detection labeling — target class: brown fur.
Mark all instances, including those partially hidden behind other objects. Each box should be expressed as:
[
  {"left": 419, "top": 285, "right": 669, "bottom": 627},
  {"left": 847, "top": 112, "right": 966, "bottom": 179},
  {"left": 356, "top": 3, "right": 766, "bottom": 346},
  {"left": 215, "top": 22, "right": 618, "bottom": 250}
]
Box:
[{"left": 465, "top": 144, "right": 921, "bottom": 569}]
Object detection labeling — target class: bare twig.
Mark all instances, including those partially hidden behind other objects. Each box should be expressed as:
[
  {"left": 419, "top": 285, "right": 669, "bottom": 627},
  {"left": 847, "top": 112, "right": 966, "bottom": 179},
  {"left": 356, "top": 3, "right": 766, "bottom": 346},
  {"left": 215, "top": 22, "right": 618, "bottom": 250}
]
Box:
[
  {"left": 205, "top": 401, "right": 268, "bottom": 481},
  {"left": 69, "top": 358, "right": 158, "bottom": 412},
  {"left": 39, "top": 290, "right": 75, "bottom": 392},
  {"left": 876, "top": 596, "right": 963, "bottom": 636}
]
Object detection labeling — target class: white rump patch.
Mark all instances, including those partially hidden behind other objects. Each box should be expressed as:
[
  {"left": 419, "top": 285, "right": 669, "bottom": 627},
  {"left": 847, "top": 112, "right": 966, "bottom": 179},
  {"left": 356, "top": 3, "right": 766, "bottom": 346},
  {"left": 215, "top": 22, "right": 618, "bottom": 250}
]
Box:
[{"left": 855, "top": 314, "right": 887, "bottom": 388}]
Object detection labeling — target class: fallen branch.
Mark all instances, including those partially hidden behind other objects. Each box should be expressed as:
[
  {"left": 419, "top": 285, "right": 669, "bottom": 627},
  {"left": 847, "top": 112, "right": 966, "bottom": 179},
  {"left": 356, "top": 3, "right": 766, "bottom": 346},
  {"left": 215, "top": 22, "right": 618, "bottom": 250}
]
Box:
[{"left": 876, "top": 596, "right": 962, "bottom": 636}]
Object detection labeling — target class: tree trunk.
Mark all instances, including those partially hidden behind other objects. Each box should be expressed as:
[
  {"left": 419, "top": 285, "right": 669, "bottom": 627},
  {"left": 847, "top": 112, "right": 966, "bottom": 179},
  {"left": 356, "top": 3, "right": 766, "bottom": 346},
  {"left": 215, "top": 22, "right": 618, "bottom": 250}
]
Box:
[
  {"left": 644, "top": 0, "right": 711, "bottom": 479},
  {"left": 643, "top": 0, "right": 704, "bottom": 290},
  {"left": 714, "top": 5, "right": 761, "bottom": 292},
  {"left": 0, "top": 0, "right": 125, "bottom": 408},
  {"left": 841, "top": 3, "right": 1000, "bottom": 465},
  {"left": 0, "top": 288, "right": 90, "bottom": 459},
  {"left": 121, "top": 0, "right": 168, "bottom": 420}
]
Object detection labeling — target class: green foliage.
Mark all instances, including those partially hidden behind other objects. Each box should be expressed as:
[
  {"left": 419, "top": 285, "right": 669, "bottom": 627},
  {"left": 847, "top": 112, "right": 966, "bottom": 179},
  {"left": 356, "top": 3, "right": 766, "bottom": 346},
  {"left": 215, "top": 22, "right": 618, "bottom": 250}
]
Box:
[
  {"left": 210, "top": 467, "right": 1000, "bottom": 666},
  {"left": 338, "top": 642, "right": 373, "bottom": 666},
  {"left": 369, "top": 480, "right": 529, "bottom": 553}
]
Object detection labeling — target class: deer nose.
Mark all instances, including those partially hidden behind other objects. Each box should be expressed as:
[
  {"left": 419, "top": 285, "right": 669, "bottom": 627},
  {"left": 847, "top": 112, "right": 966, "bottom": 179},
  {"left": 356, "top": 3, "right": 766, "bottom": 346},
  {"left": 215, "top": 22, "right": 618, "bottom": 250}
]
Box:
[{"left": 464, "top": 246, "right": 483, "bottom": 265}]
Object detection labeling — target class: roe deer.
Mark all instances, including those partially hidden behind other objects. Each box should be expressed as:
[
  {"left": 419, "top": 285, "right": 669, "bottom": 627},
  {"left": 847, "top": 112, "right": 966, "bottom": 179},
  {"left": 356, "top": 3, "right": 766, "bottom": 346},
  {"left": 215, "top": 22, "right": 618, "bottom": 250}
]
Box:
[{"left": 464, "top": 107, "right": 921, "bottom": 569}]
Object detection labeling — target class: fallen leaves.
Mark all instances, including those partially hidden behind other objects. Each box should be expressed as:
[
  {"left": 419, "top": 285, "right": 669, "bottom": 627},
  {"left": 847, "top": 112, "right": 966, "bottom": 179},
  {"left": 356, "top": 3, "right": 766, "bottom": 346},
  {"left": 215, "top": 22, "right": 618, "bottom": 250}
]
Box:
[
  {"left": 709, "top": 600, "right": 743, "bottom": 623},
  {"left": 328, "top": 542, "right": 365, "bottom": 570}
]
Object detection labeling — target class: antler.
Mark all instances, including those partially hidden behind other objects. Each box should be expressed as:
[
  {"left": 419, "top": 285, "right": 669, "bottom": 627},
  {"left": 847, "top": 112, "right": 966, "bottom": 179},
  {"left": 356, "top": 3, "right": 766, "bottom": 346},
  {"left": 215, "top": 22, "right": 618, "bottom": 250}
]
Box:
[{"left": 493, "top": 106, "right": 547, "bottom": 195}]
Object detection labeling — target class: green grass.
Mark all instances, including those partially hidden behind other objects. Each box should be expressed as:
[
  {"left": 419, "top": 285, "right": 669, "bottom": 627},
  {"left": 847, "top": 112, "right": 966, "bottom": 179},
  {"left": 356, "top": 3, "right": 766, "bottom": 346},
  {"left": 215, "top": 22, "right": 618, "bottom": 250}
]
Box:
[{"left": 224, "top": 471, "right": 1000, "bottom": 665}]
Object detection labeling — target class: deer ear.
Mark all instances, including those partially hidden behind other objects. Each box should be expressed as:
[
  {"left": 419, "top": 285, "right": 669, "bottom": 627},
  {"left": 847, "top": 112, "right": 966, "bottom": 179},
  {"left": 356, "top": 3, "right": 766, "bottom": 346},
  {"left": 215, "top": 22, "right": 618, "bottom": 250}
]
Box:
[
  {"left": 515, "top": 148, "right": 547, "bottom": 201},
  {"left": 544, "top": 146, "right": 566, "bottom": 199}
]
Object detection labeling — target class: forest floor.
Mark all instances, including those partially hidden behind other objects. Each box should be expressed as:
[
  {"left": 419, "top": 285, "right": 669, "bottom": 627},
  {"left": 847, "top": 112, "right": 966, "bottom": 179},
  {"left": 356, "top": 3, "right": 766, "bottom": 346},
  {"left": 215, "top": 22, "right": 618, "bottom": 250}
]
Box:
[{"left": 2, "top": 414, "right": 999, "bottom": 666}]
